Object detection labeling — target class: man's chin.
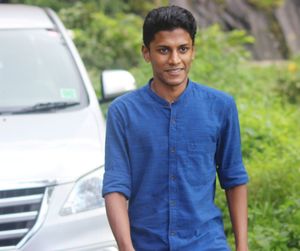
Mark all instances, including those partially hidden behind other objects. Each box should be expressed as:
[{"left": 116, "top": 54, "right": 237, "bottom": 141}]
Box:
[{"left": 164, "top": 78, "right": 188, "bottom": 87}]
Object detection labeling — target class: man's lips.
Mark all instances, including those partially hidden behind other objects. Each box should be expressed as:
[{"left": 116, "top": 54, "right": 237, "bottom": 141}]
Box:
[{"left": 165, "top": 68, "right": 184, "bottom": 74}]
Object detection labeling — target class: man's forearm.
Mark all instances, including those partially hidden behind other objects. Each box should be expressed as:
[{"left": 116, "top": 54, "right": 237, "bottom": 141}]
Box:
[
  {"left": 225, "top": 184, "right": 248, "bottom": 251},
  {"left": 104, "top": 192, "right": 135, "bottom": 251}
]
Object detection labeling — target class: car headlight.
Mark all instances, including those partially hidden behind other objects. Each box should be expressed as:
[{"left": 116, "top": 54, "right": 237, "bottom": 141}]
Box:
[{"left": 60, "top": 167, "right": 105, "bottom": 216}]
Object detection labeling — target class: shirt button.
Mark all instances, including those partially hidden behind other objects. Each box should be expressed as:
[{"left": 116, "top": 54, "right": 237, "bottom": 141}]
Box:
[
  {"left": 170, "top": 200, "right": 176, "bottom": 206},
  {"left": 170, "top": 147, "right": 176, "bottom": 153},
  {"left": 170, "top": 175, "right": 176, "bottom": 180},
  {"left": 170, "top": 231, "right": 176, "bottom": 236}
]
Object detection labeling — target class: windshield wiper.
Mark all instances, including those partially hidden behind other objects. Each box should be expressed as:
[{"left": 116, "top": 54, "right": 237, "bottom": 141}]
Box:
[{"left": 12, "top": 101, "right": 80, "bottom": 114}]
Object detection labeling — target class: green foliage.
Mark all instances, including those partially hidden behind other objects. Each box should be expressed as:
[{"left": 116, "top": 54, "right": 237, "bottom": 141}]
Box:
[
  {"left": 91, "top": 0, "right": 158, "bottom": 17},
  {"left": 190, "top": 25, "right": 254, "bottom": 92},
  {"left": 59, "top": 2, "right": 143, "bottom": 72},
  {"left": 10, "top": 0, "right": 158, "bottom": 15},
  {"left": 9, "top": 0, "right": 72, "bottom": 11},
  {"left": 275, "top": 59, "right": 300, "bottom": 104},
  {"left": 240, "top": 96, "right": 300, "bottom": 250},
  {"left": 248, "top": 0, "right": 284, "bottom": 10},
  {"left": 216, "top": 80, "right": 300, "bottom": 250},
  {"left": 124, "top": 0, "right": 164, "bottom": 17}
]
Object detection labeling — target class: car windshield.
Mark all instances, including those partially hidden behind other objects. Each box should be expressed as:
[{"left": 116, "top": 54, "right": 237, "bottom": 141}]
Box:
[{"left": 0, "top": 29, "right": 88, "bottom": 113}]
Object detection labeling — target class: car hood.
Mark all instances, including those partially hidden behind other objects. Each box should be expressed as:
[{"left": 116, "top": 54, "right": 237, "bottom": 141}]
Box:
[{"left": 0, "top": 108, "right": 105, "bottom": 186}]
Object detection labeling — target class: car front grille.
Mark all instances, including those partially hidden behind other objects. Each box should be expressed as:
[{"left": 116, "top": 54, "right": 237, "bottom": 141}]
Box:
[{"left": 0, "top": 186, "right": 45, "bottom": 249}]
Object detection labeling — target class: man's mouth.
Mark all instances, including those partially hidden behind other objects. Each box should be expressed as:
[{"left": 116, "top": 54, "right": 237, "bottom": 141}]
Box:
[{"left": 165, "top": 68, "right": 184, "bottom": 74}]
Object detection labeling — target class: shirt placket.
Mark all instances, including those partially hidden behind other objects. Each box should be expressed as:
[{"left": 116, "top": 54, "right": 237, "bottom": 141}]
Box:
[{"left": 168, "top": 103, "right": 177, "bottom": 249}]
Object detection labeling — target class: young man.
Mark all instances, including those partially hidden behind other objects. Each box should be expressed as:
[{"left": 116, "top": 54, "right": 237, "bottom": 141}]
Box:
[{"left": 102, "top": 5, "right": 249, "bottom": 251}]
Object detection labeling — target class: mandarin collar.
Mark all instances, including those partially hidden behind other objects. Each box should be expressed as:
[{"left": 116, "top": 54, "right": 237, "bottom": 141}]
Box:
[{"left": 145, "top": 78, "right": 192, "bottom": 107}]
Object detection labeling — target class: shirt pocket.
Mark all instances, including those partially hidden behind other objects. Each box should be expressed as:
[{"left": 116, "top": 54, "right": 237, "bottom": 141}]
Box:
[{"left": 185, "top": 139, "right": 216, "bottom": 186}]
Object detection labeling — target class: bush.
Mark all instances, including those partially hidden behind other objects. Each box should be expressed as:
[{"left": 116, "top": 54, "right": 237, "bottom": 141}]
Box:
[
  {"left": 275, "top": 60, "right": 300, "bottom": 104},
  {"left": 190, "top": 25, "right": 253, "bottom": 90},
  {"left": 59, "top": 2, "right": 143, "bottom": 72}
]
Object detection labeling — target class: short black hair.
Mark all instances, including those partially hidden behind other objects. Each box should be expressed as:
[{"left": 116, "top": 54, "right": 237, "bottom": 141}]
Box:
[{"left": 143, "top": 5, "right": 197, "bottom": 48}]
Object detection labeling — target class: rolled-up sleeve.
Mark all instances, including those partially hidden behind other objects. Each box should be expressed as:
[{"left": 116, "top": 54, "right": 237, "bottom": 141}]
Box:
[
  {"left": 102, "top": 104, "right": 131, "bottom": 199},
  {"left": 216, "top": 97, "right": 249, "bottom": 190}
]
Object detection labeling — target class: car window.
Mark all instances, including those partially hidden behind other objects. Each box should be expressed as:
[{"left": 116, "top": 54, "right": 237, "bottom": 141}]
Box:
[{"left": 0, "top": 29, "right": 88, "bottom": 112}]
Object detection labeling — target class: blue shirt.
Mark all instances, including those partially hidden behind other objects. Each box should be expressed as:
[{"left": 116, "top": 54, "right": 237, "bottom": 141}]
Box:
[{"left": 102, "top": 80, "right": 248, "bottom": 251}]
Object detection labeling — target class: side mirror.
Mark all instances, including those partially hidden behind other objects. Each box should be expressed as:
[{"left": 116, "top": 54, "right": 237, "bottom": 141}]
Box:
[{"left": 99, "top": 70, "right": 136, "bottom": 103}]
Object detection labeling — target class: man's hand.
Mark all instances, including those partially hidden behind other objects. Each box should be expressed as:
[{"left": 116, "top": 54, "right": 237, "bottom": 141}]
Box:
[
  {"left": 104, "top": 192, "right": 135, "bottom": 251},
  {"left": 225, "top": 184, "right": 248, "bottom": 251}
]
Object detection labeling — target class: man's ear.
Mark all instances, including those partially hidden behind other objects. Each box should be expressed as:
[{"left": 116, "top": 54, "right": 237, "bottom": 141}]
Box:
[{"left": 142, "top": 45, "right": 150, "bottom": 63}]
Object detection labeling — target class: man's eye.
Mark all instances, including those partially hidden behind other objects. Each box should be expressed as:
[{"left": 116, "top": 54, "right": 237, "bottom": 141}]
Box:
[
  {"left": 158, "top": 48, "right": 169, "bottom": 54},
  {"left": 179, "top": 47, "right": 189, "bottom": 53}
]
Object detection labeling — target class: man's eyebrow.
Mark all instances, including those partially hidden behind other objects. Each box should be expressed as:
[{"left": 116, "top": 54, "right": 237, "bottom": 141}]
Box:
[
  {"left": 155, "top": 45, "right": 170, "bottom": 48},
  {"left": 155, "top": 43, "right": 191, "bottom": 48}
]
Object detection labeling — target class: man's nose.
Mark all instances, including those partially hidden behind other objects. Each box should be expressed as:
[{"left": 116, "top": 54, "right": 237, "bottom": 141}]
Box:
[{"left": 168, "top": 51, "right": 181, "bottom": 65}]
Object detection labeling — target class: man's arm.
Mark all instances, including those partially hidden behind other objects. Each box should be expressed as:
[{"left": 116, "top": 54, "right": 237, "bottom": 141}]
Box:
[
  {"left": 225, "top": 184, "right": 248, "bottom": 251},
  {"left": 105, "top": 192, "right": 135, "bottom": 251}
]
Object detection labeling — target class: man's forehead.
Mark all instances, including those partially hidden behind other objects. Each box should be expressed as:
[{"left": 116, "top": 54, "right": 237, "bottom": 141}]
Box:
[
  {"left": 154, "top": 28, "right": 192, "bottom": 41},
  {"left": 151, "top": 28, "right": 193, "bottom": 46}
]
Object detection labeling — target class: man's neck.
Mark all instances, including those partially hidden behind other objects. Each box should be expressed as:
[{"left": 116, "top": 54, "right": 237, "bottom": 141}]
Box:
[{"left": 151, "top": 80, "right": 188, "bottom": 104}]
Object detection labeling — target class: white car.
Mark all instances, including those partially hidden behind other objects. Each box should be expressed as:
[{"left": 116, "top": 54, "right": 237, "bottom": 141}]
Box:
[{"left": 0, "top": 4, "right": 135, "bottom": 251}]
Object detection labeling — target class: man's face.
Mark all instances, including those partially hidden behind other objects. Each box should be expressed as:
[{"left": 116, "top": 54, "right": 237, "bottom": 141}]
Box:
[{"left": 142, "top": 28, "right": 195, "bottom": 88}]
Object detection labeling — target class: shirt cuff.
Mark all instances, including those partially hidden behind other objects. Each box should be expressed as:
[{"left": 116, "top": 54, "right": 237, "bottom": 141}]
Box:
[
  {"left": 218, "top": 164, "right": 249, "bottom": 190},
  {"left": 102, "top": 171, "right": 131, "bottom": 199}
]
